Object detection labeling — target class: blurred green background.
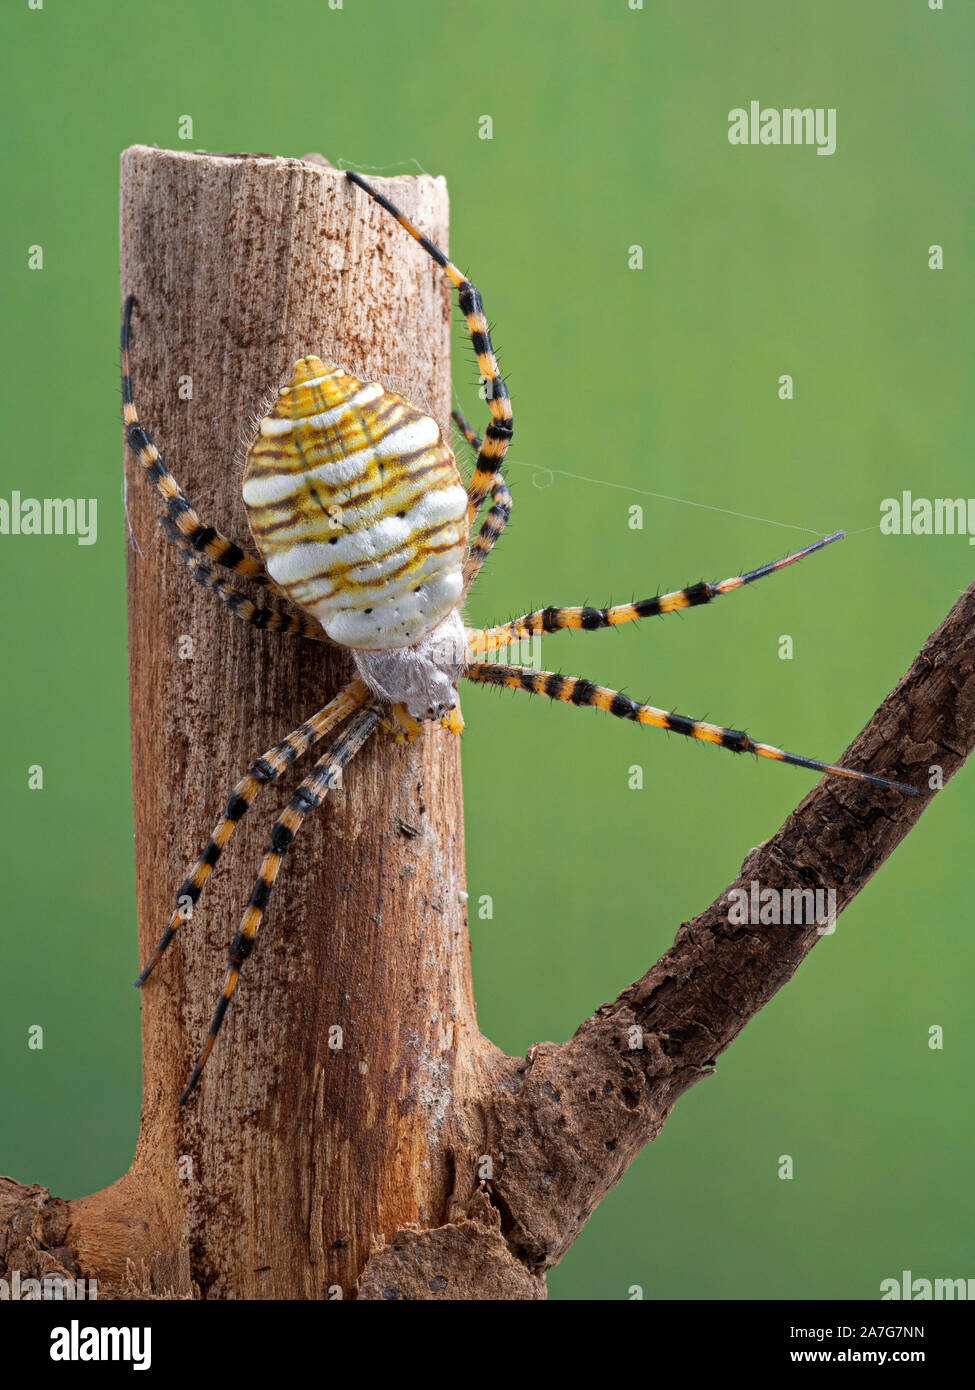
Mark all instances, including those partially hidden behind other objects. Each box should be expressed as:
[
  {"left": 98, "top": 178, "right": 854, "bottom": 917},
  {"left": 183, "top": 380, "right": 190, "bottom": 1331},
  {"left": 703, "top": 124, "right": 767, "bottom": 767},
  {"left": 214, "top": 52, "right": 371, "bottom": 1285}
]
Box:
[{"left": 1, "top": 0, "right": 972, "bottom": 1301}]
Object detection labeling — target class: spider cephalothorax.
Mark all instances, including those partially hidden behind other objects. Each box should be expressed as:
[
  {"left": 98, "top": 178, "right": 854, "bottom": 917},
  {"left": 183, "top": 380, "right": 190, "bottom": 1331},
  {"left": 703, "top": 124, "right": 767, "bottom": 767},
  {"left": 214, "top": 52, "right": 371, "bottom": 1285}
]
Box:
[
  {"left": 121, "top": 169, "right": 914, "bottom": 1102},
  {"left": 351, "top": 610, "right": 467, "bottom": 724}
]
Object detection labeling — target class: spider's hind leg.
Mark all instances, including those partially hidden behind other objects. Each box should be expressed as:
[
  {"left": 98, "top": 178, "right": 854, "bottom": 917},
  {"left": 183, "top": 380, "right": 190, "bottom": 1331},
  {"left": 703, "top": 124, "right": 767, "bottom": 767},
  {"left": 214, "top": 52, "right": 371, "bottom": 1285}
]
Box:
[{"left": 161, "top": 518, "right": 331, "bottom": 642}]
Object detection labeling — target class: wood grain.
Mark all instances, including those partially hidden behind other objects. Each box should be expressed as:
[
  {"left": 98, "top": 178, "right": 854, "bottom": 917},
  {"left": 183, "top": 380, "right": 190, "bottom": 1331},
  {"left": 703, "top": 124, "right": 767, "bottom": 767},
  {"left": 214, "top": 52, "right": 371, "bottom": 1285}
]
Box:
[{"left": 71, "top": 146, "right": 492, "bottom": 1299}]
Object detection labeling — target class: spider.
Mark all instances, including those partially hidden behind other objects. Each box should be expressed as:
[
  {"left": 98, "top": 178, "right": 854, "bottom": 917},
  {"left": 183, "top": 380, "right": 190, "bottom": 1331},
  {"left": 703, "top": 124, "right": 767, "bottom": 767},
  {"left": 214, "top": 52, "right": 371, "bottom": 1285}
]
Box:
[{"left": 121, "top": 169, "right": 915, "bottom": 1102}]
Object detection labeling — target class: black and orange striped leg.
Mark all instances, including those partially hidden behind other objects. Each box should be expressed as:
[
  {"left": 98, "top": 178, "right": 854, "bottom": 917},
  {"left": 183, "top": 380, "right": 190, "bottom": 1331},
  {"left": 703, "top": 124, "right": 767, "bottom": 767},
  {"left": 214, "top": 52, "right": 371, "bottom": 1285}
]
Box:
[
  {"left": 469, "top": 533, "right": 846, "bottom": 652},
  {"left": 135, "top": 681, "right": 369, "bottom": 989},
  {"left": 178, "top": 700, "right": 384, "bottom": 1103},
  {"left": 451, "top": 407, "right": 480, "bottom": 452},
  {"left": 122, "top": 295, "right": 267, "bottom": 581},
  {"left": 160, "top": 518, "right": 330, "bottom": 642},
  {"left": 453, "top": 409, "right": 512, "bottom": 590},
  {"left": 345, "top": 172, "right": 514, "bottom": 528},
  {"left": 464, "top": 663, "right": 916, "bottom": 795},
  {"left": 464, "top": 473, "right": 513, "bottom": 590}
]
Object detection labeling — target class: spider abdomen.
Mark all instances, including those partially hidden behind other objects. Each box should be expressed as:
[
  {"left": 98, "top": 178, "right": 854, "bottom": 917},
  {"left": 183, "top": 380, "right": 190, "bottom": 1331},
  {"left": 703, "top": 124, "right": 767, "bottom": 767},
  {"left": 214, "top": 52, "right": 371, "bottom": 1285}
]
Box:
[{"left": 243, "top": 356, "right": 468, "bottom": 650}]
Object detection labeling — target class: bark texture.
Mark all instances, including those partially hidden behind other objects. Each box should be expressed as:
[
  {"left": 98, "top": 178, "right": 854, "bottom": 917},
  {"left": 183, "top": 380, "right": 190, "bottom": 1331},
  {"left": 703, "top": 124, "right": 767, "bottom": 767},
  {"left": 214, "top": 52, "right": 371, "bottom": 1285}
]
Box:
[
  {"left": 0, "top": 147, "right": 971, "bottom": 1301},
  {"left": 87, "top": 145, "right": 499, "bottom": 1300}
]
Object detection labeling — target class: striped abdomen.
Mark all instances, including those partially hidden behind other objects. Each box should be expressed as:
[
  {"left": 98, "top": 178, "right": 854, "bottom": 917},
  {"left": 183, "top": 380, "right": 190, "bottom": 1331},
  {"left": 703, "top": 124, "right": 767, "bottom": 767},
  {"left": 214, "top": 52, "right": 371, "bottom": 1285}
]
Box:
[{"left": 243, "top": 357, "right": 468, "bottom": 650}]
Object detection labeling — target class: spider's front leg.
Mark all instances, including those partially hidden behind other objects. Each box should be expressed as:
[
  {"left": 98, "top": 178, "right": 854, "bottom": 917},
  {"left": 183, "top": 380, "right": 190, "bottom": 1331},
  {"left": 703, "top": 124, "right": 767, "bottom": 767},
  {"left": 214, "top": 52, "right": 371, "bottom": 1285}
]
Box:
[
  {"left": 135, "top": 680, "right": 370, "bottom": 987},
  {"left": 463, "top": 531, "right": 915, "bottom": 792},
  {"left": 463, "top": 663, "right": 915, "bottom": 795},
  {"left": 179, "top": 700, "right": 384, "bottom": 1102}
]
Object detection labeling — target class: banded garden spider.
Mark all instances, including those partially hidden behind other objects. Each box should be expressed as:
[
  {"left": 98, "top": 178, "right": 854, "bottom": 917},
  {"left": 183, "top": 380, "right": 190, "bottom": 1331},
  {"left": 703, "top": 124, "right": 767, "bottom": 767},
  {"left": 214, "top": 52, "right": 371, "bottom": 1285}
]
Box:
[{"left": 121, "top": 169, "right": 915, "bottom": 1102}]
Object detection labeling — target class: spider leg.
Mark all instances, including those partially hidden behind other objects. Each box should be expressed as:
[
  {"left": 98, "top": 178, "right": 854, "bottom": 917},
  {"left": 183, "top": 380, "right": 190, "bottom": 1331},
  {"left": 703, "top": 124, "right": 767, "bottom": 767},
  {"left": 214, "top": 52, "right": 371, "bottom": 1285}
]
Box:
[
  {"left": 135, "top": 680, "right": 369, "bottom": 988},
  {"left": 468, "top": 532, "right": 845, "bottom": 653},
  {"left": 160, "top": 518, "right": 331, "bottom": 642},
  {"left": 178, "top": 700, "right": 384, "bottom": 1102},
  {"left": 345, "top": 172, "right": 514, "bottom": 530},
  {"left": 122, "top": 294, "right": 267, "bottom": 581},
  {"left": 451, "top": 407, "right": 480, "bottom": 451},
  {"left": 464, "top": 663, "right": 916, "bottom": 794},
  {"left": 463, "top": 473, "right": 512, "bottom": 591},
  {"left": 452, "top": 408, "right": 512, "bottom": 590}
]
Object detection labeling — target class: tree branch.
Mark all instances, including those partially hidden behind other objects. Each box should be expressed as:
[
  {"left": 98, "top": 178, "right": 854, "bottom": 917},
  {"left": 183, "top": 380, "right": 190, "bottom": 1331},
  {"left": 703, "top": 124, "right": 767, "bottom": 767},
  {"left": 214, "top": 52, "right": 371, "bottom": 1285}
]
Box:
[{"left": 359, "top": 580, "right": 975, "bottom": 1291}]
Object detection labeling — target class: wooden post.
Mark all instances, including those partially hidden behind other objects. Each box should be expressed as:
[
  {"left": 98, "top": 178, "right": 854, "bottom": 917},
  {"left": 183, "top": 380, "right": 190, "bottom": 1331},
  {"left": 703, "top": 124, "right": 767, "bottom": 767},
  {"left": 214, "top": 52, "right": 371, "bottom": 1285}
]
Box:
[{"left": 69, "top": 146, "right": 491, "bottom": 1299}]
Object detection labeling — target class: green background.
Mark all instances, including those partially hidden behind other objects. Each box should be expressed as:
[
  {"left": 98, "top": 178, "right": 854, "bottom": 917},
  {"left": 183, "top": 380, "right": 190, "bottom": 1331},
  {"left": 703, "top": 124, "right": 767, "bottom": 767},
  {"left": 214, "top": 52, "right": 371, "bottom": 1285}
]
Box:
[{"left": 1, "top": 0, "right": 972, "bottom": 1301}]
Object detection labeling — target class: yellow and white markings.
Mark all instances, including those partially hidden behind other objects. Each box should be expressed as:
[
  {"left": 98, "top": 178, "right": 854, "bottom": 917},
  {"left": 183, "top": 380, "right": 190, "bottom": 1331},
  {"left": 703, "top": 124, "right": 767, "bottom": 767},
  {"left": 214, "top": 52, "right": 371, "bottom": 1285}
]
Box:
[{"left": 243, "top": 357, "right": 468, "bottom": 651}]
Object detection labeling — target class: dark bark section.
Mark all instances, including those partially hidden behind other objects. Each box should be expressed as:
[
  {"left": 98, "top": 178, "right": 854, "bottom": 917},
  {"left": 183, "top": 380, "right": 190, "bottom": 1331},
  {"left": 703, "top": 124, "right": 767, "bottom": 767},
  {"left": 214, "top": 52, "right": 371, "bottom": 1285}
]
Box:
[
  {"left": 466, "top": 581, "right": 975, "bottom": 1273},
  {"left": 0, "top": 1178, "right": 77, "bottom": 1288},
  {"left": 358, "top": 1220, "right": 546, "bottom": 1301}
]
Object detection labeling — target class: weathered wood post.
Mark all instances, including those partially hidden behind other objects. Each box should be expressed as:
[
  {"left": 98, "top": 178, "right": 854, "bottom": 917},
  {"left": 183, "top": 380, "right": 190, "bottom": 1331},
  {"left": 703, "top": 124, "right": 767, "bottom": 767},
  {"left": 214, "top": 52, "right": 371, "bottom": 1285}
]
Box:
[{"left": 70, "top": 146, "right": 492, "bottom": 1298}]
